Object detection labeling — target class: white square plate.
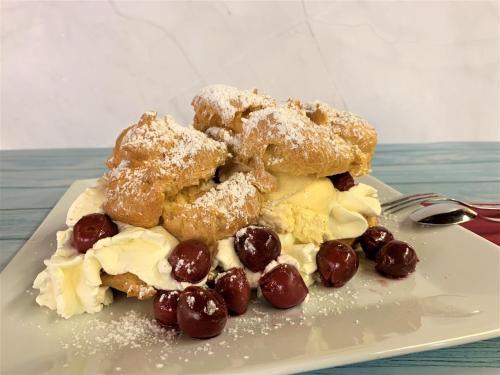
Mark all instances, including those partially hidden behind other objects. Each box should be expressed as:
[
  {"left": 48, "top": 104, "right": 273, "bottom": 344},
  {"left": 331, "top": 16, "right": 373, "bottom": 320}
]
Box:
[{"left": 1, "top": 177, "right": 499, "bottom": 374}]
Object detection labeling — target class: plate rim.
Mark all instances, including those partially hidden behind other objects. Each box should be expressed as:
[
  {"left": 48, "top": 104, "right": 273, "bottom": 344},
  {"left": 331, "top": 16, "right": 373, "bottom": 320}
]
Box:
[{"left": 1, "top": 177, "right": 499, "bottom": 374}]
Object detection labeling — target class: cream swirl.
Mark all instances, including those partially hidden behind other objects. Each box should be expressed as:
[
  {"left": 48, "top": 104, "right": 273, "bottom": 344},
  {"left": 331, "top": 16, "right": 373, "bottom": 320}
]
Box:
[{"left": 328, "top": 183, "right": 381, "bottom": 239}]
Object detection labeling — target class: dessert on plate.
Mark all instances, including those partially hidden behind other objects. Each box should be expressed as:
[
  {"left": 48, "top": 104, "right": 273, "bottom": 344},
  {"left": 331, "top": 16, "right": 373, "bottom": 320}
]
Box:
[{"left": 33, "top": 85, "right": 417, "bottom": 338}]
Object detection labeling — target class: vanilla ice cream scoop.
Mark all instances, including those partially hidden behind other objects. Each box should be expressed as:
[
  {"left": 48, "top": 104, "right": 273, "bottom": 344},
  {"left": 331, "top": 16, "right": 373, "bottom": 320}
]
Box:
[{"left": 259, "top": 174, "right": 381, "bottom": 244}]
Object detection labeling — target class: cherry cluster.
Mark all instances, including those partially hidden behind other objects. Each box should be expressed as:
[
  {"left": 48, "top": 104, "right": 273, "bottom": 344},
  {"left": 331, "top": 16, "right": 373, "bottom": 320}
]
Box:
[
  {"left": 71, "top": 212, "right": 418, "bottom": 341},
  {"left": 359, "top": 226, "right": 419, "bottom": 278},
  {"left": 154, "top": 226, "right": 308, "bottom": 339}
]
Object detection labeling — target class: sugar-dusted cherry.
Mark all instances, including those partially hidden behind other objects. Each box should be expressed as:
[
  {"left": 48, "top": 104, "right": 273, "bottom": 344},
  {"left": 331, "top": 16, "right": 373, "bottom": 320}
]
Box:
[
  {"left": 168, "top": 239, "right": 211, "bottom": 283},
  {"left": 234, "top": 226, "right": 281, "bottom": 272},
  {"left": 214, "top": 267, "right": 251, "bottom": 315},
  {"left": 177, "top": 286, "right": 228, "bottom": 339},
  {"left": 259, "top": 264, "right": 308, "bottom": 309},
  {"left": 153, "top": 290, "right": 180, "bottom": 327}
]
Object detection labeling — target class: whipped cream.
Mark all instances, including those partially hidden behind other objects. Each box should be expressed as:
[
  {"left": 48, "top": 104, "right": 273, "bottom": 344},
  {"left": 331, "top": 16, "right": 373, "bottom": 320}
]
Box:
[
  {"left": 259, "top": 174, "right": 381, "bottom": 244},
  {"left": 328, "top": 183, "right": 380, "bottom": 239},
  {"left": 66, "top": 179, "right": 106, "bottom": 227},
  {"left": 33, "top": 181, "right": 207, "bottom": 319},
  {"left": 33, "top": 229, "right": 112, "bottom": 318},
  {"left": 279, "top": 246, "right": 318, "bottom": 287},
  {"left": 90, "top": 225, "right": 209, "bottom": 291},
  {"left": 215, "top": 237, "right": 261, "bottom": 288}
]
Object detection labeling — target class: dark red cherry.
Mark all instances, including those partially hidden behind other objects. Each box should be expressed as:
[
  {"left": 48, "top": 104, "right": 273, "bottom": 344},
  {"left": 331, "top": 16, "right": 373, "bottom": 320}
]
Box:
[
  {"left": 153, "top": 290, "right": 180, "bottom": 327},
  {"left": 234, "top": 226, "right": 281, "bottom": 272},
  {"left": 168, "top": 240, "right": 211, "bottom": 283},
  {"left": 328, "top": 172, "right": 355, "bottom": 191},
  {"left": 375, "top": 240, "right": 419, "bottom": 278},
  {"left": 177, "top": 286, "right": 228, "bottom": 339},
  {"left": 316, "top": 240, "right": 359, "bottom": 287},
  {"left": 259, "top": 264, "right": 308, "bottom": 309},
  {"left": 359, "top": 226, "right": 394, "bottom": 260},
  {"left": 214, "top": 268, "right": 251, "bottom": 315},
  {"left": 71, "top": 213, "right": 118, "bottom": 253}
]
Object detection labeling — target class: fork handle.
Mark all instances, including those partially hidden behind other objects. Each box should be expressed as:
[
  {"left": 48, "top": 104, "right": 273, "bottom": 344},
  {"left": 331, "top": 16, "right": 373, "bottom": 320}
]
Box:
[
  {"left": 480, "top": 216, "right": 500, "bottom": 223},
  {"left": 429, "top": 198, "right": 500, "bottom": 211}
]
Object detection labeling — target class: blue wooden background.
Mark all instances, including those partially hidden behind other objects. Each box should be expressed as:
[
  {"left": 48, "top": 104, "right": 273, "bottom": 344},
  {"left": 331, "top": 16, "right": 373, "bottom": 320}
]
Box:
[{"left": 1, "top": 142, "right": 499, "bottom": 373}]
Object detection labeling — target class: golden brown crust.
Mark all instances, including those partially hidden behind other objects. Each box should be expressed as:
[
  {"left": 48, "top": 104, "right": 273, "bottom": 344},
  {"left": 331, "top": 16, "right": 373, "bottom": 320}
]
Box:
[
  {"left": 103, "top": 112, "right": 228, "bottom": 228},
  {"left": 192, "top": 84, "right": 276, "bottom": 133},
  {"left": 102, "top": 86, "right": 378, "bottom": 244},
  {"left": 162, "top": 172, "right": 262, "bottom": 244},
  {"left": 101, "top": 272, "right": 156, "bottom": 300},
  {"left": 192, "top": 86, "right": 377, "bottom": 192},
  {"left": 366, "top": 215, "right": 379, "bottom": 228},
  {"left": 304, "top": 101, "right": 378, "bottom": 176}
]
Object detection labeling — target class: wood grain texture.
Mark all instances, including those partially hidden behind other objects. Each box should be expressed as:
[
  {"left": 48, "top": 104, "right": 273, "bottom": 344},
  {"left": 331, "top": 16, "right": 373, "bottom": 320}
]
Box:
[{"left": 0, "top": 143, "right": 499, "bottom": 373}]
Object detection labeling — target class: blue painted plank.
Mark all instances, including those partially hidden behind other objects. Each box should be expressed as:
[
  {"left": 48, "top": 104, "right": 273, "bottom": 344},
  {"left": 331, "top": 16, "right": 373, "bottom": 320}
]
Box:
[
  {"left": 387, "top": 182, "right": 500, "bottom": 203},
  {"left": 0, "top": 148, "right": 111, "bottom": 159},
  {"left": 0, "top": 209, "right": 50, "bottom": 240},
  {"left": 373, "top": 164, "right": 499, "bottom": 183},
  {"left": 374, "top": 149, "right": 500, "bottom": 166},
  {"left": 0, "top": 148, "right": 111, "bottom": 170},
  {"left": 0, "top": 240, "right": 25, "bottom": 270},
  {"left": 0, "top": 168, "right": 104, "bottom": 188},
  {"left": 0, "top": 187, "right": 68, "bottom": 209},
  {"left": 306, "top": 338, "right": 500, "bottom": 374},
  {"left": 311, "top": 368, "right": 499, "bottom": 375},
  {"left": 375, "top": 142, "right": 500, "bottom": 153}
]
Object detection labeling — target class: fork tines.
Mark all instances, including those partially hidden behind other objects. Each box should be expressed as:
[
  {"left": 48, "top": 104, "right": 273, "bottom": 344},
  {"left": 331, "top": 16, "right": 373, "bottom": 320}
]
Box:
[{"left": 382, "top": 193, "right": 442, "bottom": 214}]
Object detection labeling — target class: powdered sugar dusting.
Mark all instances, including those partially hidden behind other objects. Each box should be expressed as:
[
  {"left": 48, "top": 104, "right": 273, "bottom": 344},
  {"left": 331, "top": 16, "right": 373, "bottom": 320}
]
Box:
[
  {"left": 109, "top": 160, "right": 130, "bottom": 179},
  {"left": 306, "top": 101, "right": 377, "bottom": 150},
  {"left": 138, "top": 285, "right": 155, "bottom": 299},
  {"left": 215, "top": 269, "right": 231, "bottom": 283},
  {"left": 206, "top": 127, "right": 241, "bottom": 150},
  {"left": 186, "top": 295, "right": 195, "bottom": 309},
  {"left": 106, "top": 112, "right": 227, "bottom": 202},
  {"left": 308, "top": 101, "right": 371, "bottom": 129},
  {"left": 204, "top": 300, "right": 218, "bottom": 316},
  {"left": 159, "top": 293, "right": 167, "bottom": 303},
  {"left": 235, "top": 226, "right": 260, "bottom": 255},
  {"left": 243, "top": 106, "right": 307, "bottom": 148},
  {"left": 235, "top": 225, "right": 260, "bottom": 237},
  {"left": 243, "top": 236, "right": 257, "bottom": 255},
  {"left": 51, "top": 255, "right": 400, "bottom": 370},
  {"left": 122, "top": 115, "right": 225, "bottom": 166},
  {"left": 194, "top": 84, "right": 275, "bottom": 124},
  {"left": 175, "top": 258, "right": 195, "bottom": 275},
  {"left": 230, "top": 103, "right": 354, "bottom": 169},
  {"left": 105, "top": 166, "right": 152, "bottom": 212},
  {"left": 188, "top": 173, "right": 258, "bottom": 228},
  {"left": 66, "top": 311, "right": 176, "bottom": 354}
]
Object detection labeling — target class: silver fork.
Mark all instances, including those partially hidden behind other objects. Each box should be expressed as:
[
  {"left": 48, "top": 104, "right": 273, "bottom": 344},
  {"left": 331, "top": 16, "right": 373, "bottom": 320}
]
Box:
[
  {"left": 382, "top": 193, "right": 442, "bottom": 214},
  {"left": 382, "top": 193, "right": 500, "bottom": 214}
]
